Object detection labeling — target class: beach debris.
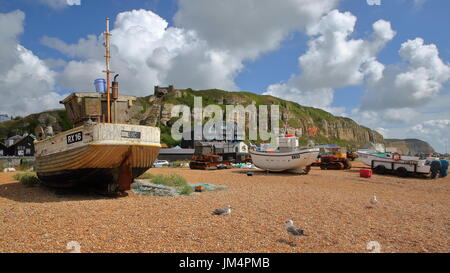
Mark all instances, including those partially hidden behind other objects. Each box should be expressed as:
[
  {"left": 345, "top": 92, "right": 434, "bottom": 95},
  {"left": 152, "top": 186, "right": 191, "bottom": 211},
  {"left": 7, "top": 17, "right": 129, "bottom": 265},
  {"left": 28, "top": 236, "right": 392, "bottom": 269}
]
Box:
[
  {"left": 132, "top": 181, "right": 178, "bottom": 196},
  {"left": 195, "top": 185, "right": 205, "bottom": 192},
  {"left": 235, "top": 163, "right": 258, "bottom": 169},
  {"left": 213, "top": 205, "right": 232, "bottom": 215},
  {"left": 285, "top": 220, "right": 305, "bottom": 246},
  {"left": 189, "top": 183, "right": 228, "bottom": 192}
]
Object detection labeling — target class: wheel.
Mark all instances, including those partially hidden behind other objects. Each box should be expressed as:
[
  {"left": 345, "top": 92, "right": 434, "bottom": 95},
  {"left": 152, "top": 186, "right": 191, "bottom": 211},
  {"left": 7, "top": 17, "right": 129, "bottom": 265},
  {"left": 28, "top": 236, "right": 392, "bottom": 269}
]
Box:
[
  {"left": 343, "top": 159, "right": 352, "bottom": 169},
  {"left": 320, "top": 164, "right": 327, "bottom": 170},
  {"left": 396, "top": 167, "right": 408, "bottom": 177},
  {"left": 335, "top": 162, "right": 344, "bottom": 170},
  {"left": 373, "top": 165, "right": 386, "bottom": 174}
]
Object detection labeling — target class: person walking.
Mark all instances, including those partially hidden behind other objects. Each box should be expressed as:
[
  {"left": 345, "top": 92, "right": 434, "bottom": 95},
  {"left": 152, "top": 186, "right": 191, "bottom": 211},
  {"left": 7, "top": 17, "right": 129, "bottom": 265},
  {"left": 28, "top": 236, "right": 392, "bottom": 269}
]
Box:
[{"left": 430, "top": 160, "right": 442, "bottom": 179}]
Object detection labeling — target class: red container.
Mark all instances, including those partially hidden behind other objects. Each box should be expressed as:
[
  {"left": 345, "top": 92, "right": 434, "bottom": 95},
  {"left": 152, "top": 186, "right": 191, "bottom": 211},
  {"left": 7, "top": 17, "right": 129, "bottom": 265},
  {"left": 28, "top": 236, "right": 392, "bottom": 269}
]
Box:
[{"left": 360, "top": 169, "right": 372, "bottom": 178}]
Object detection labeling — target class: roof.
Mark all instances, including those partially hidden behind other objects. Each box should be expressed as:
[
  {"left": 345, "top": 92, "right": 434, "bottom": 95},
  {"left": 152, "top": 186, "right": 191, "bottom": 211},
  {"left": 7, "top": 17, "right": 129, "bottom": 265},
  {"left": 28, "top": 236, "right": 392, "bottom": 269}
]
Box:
[
  {"left": 60, "top": 92, "right": 137, "bottom": 104},
  {"left": 195, "top": 141, "right": 246, "bottom": 148},
  {"left": 316, "top": 144, "right": 341, "bottom": 149},
  {"left": 10, "top": 134, "right": 36, "bottom": 147},
  {"left": 7, "top": 135, "right": 22, "bottom": 142},
  {"left": 159, "top": 148, "right": 195, "bottom": 155}
]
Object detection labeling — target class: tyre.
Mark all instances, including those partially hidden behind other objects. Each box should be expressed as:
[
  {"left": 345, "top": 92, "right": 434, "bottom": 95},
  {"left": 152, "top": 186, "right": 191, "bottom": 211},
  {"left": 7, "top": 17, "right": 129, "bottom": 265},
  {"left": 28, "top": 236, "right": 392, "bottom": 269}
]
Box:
[
  {"left": 373, "top": 165, "right": 386, "bottom": 174},
  {"left": 343, "top": 159, "right": 352, "bottom": 169},
  {"left": 396, "top": 167, "right": 408, "bottom": 177},
  {"left": 336, "top": 162, "right": 344, "bottom": 170},
  {"left": 320, "top": 164, "right": 327, "bottom": 170}
]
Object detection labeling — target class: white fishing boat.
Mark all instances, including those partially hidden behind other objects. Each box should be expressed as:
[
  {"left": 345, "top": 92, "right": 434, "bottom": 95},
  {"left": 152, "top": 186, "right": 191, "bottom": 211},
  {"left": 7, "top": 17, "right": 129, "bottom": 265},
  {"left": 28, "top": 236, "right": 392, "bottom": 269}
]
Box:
[
  {"left": 357, "top": 150, "right": 438, "bottom": 176},
  {"left": 249, "top": 134, "right": 319, "bottom": 174}
]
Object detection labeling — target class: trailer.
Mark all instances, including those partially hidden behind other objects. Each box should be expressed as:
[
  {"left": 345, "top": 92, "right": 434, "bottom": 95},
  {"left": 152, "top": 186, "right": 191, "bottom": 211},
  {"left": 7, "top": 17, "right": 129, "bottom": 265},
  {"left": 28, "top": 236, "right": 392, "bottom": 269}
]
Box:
[{"left": 357, "top": 151, "right": 438, "bottom": 177}]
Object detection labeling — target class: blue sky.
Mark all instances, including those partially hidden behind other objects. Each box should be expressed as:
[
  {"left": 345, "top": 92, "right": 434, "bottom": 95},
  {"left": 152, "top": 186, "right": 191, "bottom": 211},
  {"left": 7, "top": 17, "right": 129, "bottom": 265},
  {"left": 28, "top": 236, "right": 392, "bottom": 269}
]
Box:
[{"left": 0, "top": 0, "right": 449, "bottom": 152}]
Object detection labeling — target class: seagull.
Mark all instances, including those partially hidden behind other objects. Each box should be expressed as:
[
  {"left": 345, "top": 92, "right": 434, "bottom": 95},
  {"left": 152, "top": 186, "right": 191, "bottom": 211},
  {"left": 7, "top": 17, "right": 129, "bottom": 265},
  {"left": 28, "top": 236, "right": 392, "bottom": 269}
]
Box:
[
  {"left": 285, "top": 220, "right": 305, "bottom": 246},
  {"left": 213, "top": 205, "right": 232, "bottom": 215},
  {"left": 370, "top": 194, "right": 378, "bottom": 205}
]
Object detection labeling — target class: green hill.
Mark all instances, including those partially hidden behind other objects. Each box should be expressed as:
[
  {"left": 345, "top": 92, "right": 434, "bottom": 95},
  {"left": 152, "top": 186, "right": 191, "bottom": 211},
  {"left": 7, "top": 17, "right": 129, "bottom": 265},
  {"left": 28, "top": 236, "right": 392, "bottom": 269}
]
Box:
[{"left": 0, "top": 88, "right": 384, "bottom": 149}]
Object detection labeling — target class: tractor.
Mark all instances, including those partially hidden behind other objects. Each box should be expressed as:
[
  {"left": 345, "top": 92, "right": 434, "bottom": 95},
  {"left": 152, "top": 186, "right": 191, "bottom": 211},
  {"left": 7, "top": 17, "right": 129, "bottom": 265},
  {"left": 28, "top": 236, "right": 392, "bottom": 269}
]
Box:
[
  {"left": 320, "top": 153, "right": 352, "bottom": 170},
  {"left": 316, "top": 145, "right": 352, "bottom": 170},
  {"left": 346, "top": 151, "right": 359, "bottom": 161}
]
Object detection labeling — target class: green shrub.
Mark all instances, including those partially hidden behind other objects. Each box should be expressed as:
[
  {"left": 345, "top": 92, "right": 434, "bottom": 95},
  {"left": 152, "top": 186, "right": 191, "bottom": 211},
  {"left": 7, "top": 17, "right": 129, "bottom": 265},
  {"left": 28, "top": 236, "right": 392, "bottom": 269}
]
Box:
[
  {"left": 178, "top": 185, "right": 193, "bottom": 195},
  {"left": 138, "top": 173, "right": 154, "bottom": 180},
  {"left": 13, "top": 172, "right": 40, "bottom": 187},
  {"left": 146, "top": 173, "right": 192, "bottom": 195},
  {"left": 151, "top": 173, "right": 188, "bottom": 187}
]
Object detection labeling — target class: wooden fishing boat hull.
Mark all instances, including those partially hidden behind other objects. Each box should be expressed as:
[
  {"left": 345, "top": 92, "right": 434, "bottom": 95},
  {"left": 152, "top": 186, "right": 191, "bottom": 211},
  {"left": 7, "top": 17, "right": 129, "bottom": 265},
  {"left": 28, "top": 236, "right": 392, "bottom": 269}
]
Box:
[{"left": 35, "top": 123, "right": 161, "bottom": 193}]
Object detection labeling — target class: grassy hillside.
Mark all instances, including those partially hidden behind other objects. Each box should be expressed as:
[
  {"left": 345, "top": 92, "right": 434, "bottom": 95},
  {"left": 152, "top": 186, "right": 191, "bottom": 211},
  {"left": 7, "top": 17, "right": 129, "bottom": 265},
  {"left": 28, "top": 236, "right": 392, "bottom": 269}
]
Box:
[
  {"left": 0, "top": 88, "right": 384, "bottom": 149},
  {"left": 0, "top": 110, "right": 71, "bottom": 142}
]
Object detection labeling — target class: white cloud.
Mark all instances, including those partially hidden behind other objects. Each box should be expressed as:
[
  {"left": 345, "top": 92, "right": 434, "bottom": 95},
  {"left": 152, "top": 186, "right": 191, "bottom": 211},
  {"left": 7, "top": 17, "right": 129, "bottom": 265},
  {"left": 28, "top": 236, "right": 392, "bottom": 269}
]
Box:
[
  {"left": 44, "top": 2, "right": 338, "bottom": 96},
  {"left": 174, "top": 0, "right": 338, "bottom": 60},
  {"left": 361, "top": 38, "right": 450, "bottom": 110},
  {"left": 2, "top": 2, "right": 339, "bottom": 116},
  {"left": 67, "top": 0, "right": 81, "bottom": 6},
  {"left": 38, "top": 0, "right": 80, "bottom": 9},
  {"left": 264, "top": 10, "right": 395, "bottom": 108},
  {"left": 407, "top": 120, "right": 449, "bottom": 153},
  {"left": 45, "top": 9, "right": 244, "bottom": 94},
  {"left": 0, "top": 10, "right": 65, "bottom": 117}
]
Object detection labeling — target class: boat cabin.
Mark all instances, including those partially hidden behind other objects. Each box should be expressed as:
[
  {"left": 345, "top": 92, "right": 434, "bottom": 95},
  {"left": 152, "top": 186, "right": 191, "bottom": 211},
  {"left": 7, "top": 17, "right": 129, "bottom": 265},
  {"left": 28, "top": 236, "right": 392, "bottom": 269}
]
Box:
[
  {"left": 278, "top": 134, "right": 299, "bottom": 152},
  {"left": 60, "top": 92, "right": 137, "bottom": 127}
]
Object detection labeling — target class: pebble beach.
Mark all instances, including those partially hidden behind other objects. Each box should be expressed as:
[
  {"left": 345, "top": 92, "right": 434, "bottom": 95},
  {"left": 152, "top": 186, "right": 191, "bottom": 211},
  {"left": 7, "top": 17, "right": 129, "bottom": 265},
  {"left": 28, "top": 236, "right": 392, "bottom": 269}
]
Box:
[{"left": 0, "top": 162, "right": 449, "bottom": 253}]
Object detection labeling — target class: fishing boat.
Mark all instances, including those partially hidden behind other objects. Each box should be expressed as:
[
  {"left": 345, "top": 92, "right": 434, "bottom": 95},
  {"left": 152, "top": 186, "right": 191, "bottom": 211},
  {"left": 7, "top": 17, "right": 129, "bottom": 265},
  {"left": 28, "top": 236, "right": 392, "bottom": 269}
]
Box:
[
  {"left": 357, "top": 150, "right": 438, "bottom": 176},
  {"left": 34, "top": 18, "right": 161, "bottom": 193},
  {"left": 249, "top": 134, "right": 319, "bottom": 174}
]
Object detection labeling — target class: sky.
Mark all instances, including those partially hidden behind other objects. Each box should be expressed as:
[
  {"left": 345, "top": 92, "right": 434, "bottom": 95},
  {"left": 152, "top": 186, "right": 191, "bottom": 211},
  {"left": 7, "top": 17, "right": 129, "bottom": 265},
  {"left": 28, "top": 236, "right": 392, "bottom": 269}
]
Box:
[{"left": 0, "top": 0, "right": 449, "bottom": 152}]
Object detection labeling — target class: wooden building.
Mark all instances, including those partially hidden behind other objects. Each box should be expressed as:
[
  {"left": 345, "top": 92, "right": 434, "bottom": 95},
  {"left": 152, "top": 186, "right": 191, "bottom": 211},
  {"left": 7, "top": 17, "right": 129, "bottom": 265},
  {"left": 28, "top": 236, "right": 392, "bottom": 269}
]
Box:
[
  {"left": 194, "top": 141, "right": 249, "bottom": 163},
  {"left": 157, "top": 148, "right": 195, "bottom": 161},
  {"left": 0, "top": 142, "right": 7, "bottom": 156},
  {"left": 7, "top": 134, "right": 35, "bottom": 156}
]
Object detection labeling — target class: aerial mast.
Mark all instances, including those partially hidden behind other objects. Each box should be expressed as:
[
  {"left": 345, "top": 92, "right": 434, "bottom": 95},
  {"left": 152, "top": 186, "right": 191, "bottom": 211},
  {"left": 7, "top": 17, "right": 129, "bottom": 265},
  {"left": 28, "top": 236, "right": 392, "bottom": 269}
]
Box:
[{"left": 103, "top": 17, "right": 112, "bottom": 123}]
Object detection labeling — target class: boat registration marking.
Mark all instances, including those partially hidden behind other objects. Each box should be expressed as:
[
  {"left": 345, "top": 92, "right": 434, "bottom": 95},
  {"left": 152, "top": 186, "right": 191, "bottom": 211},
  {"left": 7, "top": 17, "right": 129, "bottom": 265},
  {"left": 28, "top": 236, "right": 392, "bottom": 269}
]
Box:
[
  {"left": 121, "top": 130, "right": 141, "bottom": 139},
  {"left": 67, "top": 131, "right": 83, "bottom": 144},
  {"left": 291, "top": 154, "right": 302, "bottom": 159}
]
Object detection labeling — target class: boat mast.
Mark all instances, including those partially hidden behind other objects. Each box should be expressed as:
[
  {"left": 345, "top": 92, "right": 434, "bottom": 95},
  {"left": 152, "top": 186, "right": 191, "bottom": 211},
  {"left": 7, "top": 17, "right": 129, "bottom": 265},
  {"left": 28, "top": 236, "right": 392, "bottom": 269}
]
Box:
[{"left": 103, "top": 17, "right": 112, "bottom": 123}]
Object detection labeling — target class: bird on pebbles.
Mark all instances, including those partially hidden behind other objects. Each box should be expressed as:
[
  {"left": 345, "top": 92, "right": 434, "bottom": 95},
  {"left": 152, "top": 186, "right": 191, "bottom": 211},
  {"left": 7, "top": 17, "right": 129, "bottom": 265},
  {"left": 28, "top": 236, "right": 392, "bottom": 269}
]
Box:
[
  {"left": 366, "top": 193, "right": 378, "bottom": 209},
  {"left": 370, "top": 193, "right": 378, "bottom": 205},
  {"left": 285, "top": 220, "right": 306, "bottom": 246},
  {"left": 213, "top": 205, "right": 232, "bottom": 215}
]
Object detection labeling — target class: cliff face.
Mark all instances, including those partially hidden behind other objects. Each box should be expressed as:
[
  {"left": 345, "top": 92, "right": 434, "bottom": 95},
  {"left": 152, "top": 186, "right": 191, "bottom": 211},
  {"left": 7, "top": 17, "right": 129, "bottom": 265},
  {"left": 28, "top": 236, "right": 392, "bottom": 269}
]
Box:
[
  {"left": 385, "top": 139, "right": 435, "bottom": 155},
  {"left": 130, "top": 89, "right": 383, "bottom": 147},
  {"left": 0, "top": 88, "right": 384, "bottom": 148}
]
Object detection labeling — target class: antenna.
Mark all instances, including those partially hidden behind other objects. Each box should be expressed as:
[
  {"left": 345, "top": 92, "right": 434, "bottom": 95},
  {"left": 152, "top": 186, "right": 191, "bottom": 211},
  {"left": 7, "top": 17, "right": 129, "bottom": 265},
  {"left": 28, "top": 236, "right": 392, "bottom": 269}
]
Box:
[{"left": 103, "top": 17, "right": 113, "bottom": 123}]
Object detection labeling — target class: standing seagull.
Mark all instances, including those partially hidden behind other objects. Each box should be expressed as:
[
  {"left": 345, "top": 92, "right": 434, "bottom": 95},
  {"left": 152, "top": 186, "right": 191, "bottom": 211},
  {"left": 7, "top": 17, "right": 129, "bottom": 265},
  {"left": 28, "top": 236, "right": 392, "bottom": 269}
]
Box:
[
  {"left": 370, "top": 193, "right": 378, "bottom": 205},
  {"left": 285, "top": 220, "right": 305, "bottom": 246},
  {"left": 213, "top": 205, "right": 232, "bottom": 215}
]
